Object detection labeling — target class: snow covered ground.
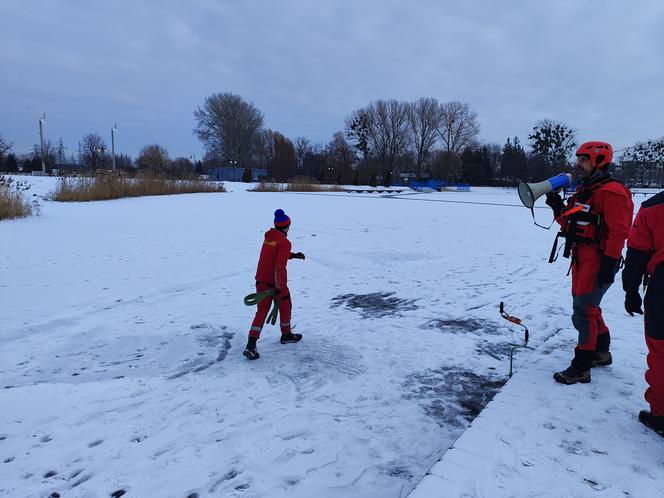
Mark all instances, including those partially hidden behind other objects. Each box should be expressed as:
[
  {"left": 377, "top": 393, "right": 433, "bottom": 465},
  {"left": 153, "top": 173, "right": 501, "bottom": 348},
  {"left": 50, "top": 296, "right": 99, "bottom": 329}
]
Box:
[{"left": 1, "top": 177, "right": 661, "bottom": 497}]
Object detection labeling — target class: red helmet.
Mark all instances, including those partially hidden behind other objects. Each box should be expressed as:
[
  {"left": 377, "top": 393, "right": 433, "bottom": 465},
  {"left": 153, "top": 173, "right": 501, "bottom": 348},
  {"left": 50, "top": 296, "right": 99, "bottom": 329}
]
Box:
[{"left": 575, "top": 141, "right": 613, "bottom": 169}]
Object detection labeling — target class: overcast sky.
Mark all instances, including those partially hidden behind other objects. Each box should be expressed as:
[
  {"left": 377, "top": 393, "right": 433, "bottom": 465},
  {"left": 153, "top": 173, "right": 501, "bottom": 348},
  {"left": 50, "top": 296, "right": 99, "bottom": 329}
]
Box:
[{"left": 1, "top": 0, "right": 662, "bottom": 159}]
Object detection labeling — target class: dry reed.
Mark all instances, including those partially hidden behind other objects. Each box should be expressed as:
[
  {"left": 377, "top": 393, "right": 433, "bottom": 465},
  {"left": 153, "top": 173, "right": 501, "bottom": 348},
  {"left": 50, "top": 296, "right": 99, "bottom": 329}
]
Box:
[
  {"left": 0, "top": 176, "right": 34, "bottom": 220},
  {"left": 51, "top": 171, "right": 226, "bottom": 202}
]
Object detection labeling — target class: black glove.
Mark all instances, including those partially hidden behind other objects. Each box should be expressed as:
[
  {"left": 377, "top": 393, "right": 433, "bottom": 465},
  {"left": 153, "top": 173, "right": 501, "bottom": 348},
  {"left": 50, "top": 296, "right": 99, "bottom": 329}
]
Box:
[
  {"left": 545, "top": 192, "right": 565, "bottom": 217},
  {"left": 290, "top": 252, "right": 305, "bottom": 260},
  {"left": 624, "top": 291, "right": 643, "bottom": 316},
  {"left": 597, "top": 255, "right": 619, "bottom": 286}
]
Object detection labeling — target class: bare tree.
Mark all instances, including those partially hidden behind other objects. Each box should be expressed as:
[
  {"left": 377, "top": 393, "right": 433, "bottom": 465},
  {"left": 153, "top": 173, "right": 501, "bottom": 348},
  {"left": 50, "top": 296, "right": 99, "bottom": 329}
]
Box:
[
  {"left": 621, "top": 137, "right": 664, "bottom": 187},
  {"left": 80, "top": 133, "right": 109, "bottom": 169},
  {"left": 407, "top": 97, "right": 441, "bottom": 178},
  {"left": 294, "top": 136, "right": 311, "bottom": 174},
  {"left": 437, "top": 101, "right": 480, "bottom": 178},
  {"left": 0, "top": 133, "right": 12, "bottom": 163},
  {"left": 327, "top": 131, "right": 355, "bottom": 182},
  {"left": 114, "top": 153, "right": 134, "bottom": 171},
  {"left": 262, "top": 130, "right": 296, "bottom": 181},
  {"left": 193, "top": 92, "right": 264, "bottom": 167},
  {"left": 171, "top": 157, "right": 195, "bottom": 177},
  {"left": 349, "top": 100, "right": 409, "bottom": 177},
  {"left": 32, "top": 141, "right": 58, "bottom": 170},
  {"left": 137, "top": 144, "right": 171, "bottom": 172}
]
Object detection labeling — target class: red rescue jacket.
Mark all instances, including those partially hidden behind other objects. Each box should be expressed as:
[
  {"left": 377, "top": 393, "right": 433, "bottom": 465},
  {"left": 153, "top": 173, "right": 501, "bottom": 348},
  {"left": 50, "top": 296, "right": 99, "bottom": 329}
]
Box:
[
  {"left": 627, "top": 191, "right": 664, "bottom": 277},
  {"left": 255, "top": 228, "right": 292, "bottom": 289},
  {"left": 556, "top": 172, "right": 633, "bottom": 261}
]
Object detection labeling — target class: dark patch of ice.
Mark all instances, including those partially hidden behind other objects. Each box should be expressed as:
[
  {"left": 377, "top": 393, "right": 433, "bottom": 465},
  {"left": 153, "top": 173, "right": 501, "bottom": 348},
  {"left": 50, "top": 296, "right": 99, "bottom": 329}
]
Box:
[
  {"left": 474, "top": 340, "right": 515, "bottom": 360},
  {"left": 169, "top": 326, "right": 234, "bottom": 379},
  {"left": 403, "top": 366, "right": 506, "bottom": 427},
  {"left": 423, "top": 317, "right": 501, "bottom": 336},
  {"left": 384, "top": 465, "right": 414, "bottom": 480},
  {"left": 330, "top": 292, "right": 418, "bottom": 318}
]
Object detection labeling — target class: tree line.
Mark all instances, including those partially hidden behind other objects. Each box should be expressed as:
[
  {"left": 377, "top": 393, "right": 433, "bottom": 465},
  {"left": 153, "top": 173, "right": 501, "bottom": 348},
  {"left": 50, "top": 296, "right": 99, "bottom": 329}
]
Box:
[
  {"left": 192, "top": 92, "right": 663, "bottom": 186},
  {"left": 1, "top": 92, "right": 662, "bottom": 187},
  {"left": 0, "top": 133, "right": 202, "bottom": 177}
]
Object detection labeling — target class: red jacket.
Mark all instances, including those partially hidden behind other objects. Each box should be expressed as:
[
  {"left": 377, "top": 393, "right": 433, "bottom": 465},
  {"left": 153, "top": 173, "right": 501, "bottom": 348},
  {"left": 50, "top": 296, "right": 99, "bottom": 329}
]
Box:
[
  {"left": 255, "top": 228, "right": 292, "bottom": 289},
  {"left": 556, "top": 175, "right": 633, "bottom": 260},
  {"left": 626, "top": 191, "right": 664, "bottom": 277}
]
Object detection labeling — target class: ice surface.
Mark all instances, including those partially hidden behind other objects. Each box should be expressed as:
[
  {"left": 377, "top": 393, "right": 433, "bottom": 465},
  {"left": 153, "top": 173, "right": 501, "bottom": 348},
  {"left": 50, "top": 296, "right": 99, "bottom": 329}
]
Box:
[{"left": 1, "top": 177, "right": 661, "bottom": 497}]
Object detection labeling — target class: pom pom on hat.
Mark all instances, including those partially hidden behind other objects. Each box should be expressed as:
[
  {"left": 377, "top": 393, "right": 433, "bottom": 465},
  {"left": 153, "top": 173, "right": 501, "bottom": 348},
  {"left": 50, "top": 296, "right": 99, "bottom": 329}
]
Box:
[{"left": 274, "top": 209, "right": 291, "bottom": 228}]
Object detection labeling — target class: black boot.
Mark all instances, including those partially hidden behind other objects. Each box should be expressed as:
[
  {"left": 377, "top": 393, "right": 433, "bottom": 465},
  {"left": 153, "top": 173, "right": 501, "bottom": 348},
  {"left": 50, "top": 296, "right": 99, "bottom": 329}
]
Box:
[
  {"left": 572, "top": 348, "right": 594, "bottom": 371},
  {"left": 639, "top": 410, "right": 664, "bottom": 438},
  {"left": 553, "top": 365, "right": 591, "bottom": 384},
  {"left": 243, "top": 337, "right": 260, "bottom": 360},
  {"left": 280, "top": 332, "right": 302, "bottom": 344}
]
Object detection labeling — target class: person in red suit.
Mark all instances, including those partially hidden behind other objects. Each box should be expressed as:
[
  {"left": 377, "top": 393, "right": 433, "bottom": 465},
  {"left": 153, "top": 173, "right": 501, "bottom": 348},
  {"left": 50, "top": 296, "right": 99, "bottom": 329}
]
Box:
[
  {"left": 622, "top": 190, "right": 664, "bottom": 437},
  {"left": 545, "top": 142, "right": 634, "bottom": 384},
  {"left": 244, "top": 209, "right": 304, "bottom": 360}
]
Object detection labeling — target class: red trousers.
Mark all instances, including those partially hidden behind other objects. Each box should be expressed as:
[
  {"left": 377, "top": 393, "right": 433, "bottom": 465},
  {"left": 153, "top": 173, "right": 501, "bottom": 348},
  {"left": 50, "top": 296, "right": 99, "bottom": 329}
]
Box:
[
  {"left": 644, "top": 273, "right": 664, "bottom": 415},
  {"left": 248, "top": 282, "right": 292, "bottom": 339}
]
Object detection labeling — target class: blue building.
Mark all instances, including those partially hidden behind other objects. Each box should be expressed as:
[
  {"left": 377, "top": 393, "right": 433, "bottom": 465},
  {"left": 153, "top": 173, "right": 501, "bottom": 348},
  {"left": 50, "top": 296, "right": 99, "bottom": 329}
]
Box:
[{"left": 208, "top": 167, "right": 267, "bottom": 182}]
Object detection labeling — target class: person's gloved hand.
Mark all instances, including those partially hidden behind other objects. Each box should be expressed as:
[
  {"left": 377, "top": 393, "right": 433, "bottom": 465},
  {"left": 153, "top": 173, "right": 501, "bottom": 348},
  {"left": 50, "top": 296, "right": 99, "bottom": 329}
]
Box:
[
  {"left": 624, "top": 291, "right": 643, "bottom": 316},
  {"left": 597, "top": 255, "right": 619, "bottom": 286},
  {"left": 290, "top": 252, "right": 305, "bottom": 260},
  {"left": 545, "top": 191, "right": 565, "bottom": 217}
]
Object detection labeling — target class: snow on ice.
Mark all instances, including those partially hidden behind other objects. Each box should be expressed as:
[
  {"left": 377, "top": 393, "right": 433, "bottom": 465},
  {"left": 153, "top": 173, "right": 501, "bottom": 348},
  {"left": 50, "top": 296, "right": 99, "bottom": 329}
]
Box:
[{"left": 1, "top": 178, "right": 662, "bottom": 497}]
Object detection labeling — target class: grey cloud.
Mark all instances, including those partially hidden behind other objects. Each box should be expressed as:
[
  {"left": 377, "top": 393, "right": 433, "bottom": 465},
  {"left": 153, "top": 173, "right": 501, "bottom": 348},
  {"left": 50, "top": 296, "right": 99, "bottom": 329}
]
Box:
[{"left": 1, "top": 0, "right": 662, "bottom": 157}]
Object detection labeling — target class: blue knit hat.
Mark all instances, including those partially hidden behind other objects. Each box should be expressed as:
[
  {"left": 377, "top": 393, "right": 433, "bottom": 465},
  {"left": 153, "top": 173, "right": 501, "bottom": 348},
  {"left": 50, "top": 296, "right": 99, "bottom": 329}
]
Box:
[{"left": 274, "top": 209, "right": 291, "bottom": 228}]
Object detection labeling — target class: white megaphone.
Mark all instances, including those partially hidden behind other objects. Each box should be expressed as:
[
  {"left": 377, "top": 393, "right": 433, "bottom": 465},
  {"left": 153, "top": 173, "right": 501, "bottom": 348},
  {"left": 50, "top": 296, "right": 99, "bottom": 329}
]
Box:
[{"left": 518, "top": 173, "right": 572, "bottom": 209}]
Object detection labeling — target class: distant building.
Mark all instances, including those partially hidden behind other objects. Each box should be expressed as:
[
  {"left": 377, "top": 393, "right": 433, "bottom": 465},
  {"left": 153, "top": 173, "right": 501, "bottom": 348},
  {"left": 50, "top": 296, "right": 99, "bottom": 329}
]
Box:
[
  {"left": 207, "top": 167, "right": 267, "bottom": 182},
  {"left": 398, "top": 172, "right": 430, "bottom": 185}
]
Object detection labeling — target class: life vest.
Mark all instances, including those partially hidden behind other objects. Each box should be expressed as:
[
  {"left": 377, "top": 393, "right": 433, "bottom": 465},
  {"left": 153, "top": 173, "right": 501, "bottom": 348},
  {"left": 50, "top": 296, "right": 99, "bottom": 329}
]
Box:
[{"left": 549, "top": 173, "right": 625, "bottom": 263}]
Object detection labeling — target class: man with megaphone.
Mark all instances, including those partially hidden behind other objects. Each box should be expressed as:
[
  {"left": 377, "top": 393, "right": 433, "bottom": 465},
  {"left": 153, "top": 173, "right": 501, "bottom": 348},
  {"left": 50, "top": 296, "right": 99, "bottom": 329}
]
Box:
[{"left": 543, "top": 142, "right": 633, "bottom": 384}]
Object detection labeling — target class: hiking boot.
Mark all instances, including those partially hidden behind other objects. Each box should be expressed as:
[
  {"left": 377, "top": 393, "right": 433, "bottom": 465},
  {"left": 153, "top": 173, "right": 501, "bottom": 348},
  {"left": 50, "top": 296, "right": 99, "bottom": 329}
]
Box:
[
  {"left": 243, "top": 347, "right": 260, "bottom": 360},
  {"left": 639, "top": 410, "right": 664, "bottom": 438},
  {"left": 243, "top": 337, "right": 260, "bottom": 360},
  {"left": 553, "top": 365, "right": 591, "bottom": 385},
  {"left": 591, "top": 351, "right": 612, "bottom": 367},
  {"left": 279, "top": 332, "right": 302, "bottom": 344}
]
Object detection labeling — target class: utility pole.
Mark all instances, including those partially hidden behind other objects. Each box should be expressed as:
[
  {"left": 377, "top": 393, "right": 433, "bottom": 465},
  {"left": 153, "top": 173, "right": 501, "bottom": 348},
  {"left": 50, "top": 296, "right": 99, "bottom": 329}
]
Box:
[
  {"left": 111, "top": 123, "right": 118, "bottom": 170},
  {"left": 39, "top": 114, "right": 46, "bottom": 174}
]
